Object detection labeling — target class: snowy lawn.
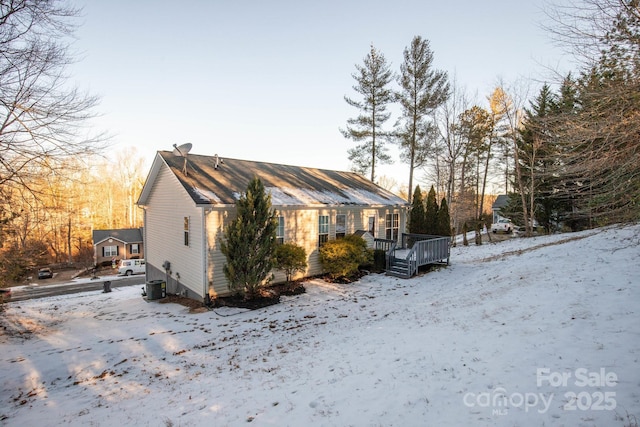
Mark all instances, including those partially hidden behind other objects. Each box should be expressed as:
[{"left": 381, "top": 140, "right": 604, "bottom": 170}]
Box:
[{"left": 1, "top": 225, "right": 639, "bottom": 427}]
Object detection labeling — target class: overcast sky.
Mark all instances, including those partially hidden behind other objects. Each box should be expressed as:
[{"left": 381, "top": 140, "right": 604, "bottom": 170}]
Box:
[{"left": 70, "top": 0, "right": 570, "bottom": 192}]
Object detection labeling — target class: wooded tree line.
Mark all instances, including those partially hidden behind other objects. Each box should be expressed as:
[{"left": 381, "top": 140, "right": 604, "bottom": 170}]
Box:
[
  {"left": 503, "top": 0, "right": 640, "bottom": 232},
  {"left": 343, "top": 0, "right": 640, "bottom": 233},
  {"left": 0, "top": 0, "right": 149, "bottom": 286},
  {"left": 0, "top": 149, "right": 146, "bottom": 281},
  {"left": 342, "top": 37, "right": 523, "bottom": 232}
]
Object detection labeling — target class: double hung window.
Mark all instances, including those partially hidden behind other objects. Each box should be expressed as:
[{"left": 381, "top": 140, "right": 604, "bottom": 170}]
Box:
[
  {"left": 318, "top": 215, "right": 329, "bottom": 246},
  {"left": 385, "top": 213, "right": 399, "bottom": 240}
]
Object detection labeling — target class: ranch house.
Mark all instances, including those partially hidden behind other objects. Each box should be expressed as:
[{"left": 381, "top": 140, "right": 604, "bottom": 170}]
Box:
[{"left": 136, "top": 150, "right": 410, "bottom": 302}]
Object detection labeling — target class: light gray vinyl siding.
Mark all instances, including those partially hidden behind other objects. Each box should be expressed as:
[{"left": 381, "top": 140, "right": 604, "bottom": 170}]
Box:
[
  {"left": 205, "top": 208, "right": 234, "bottom": 297},
  {"left": 280, "top": 207, "right": 320, "bottom": 279},
  {"left": 144, "top": 164, "right": 205, "bottom": 298},
  {"left": 205, "top": 206, "right": 318, "bottom": 296},
  {"left": 203, "top": 205, "right": 408, "bottom": 298}
]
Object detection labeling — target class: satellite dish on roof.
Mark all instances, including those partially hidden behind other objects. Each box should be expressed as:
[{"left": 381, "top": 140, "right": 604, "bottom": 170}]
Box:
[
  {"left": 172, "top": 143, "right": 192, "bottom": 175},
  {"left": 172, "top": 143, "right": 192, "bottom": 157}
]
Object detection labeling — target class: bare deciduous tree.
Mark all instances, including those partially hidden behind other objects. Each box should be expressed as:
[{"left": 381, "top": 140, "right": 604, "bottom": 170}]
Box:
[
  {"left": 457, "top": 105, "right": 491, "bottom": 221},
  {"left": 1, "top": 0, "right": 107, "bottom": 280},
  {"left": 495, "top": 79, "right": 533, "bottom": 234},
  {"left": 0, "top": 0, "right": 104, "bottom": 191},
  {"left": 479, "top": 88, "right": 507, "bottom": 219},
  {"left": 543, "top": 0, "right": 639, "bottom": 65},
  {"left": 1, "top": 149, "right": 146, "bottom": 283},
  {"left": 432, "top": 76, "right": 470, "bottom": 232}
]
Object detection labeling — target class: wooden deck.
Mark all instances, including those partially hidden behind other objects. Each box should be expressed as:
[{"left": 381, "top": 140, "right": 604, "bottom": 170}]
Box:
[{"left": 375, "top": 233, "right": 450, "bottom": 278}]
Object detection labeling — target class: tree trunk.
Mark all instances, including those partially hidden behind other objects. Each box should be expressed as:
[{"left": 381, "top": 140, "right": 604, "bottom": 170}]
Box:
[
  {"left": 513, "top": 139, "right": 531, "bottom": 236},
  {"left": 408, "top": 140, "right": 415, "bottom": 203},
  {"left": 529, "top": 138, "right": 537, "bottom": 235},
  {"left": 67, "top": 216, "right": 72, "bottom": 263},
  {"left": 479, "top": 136, "right": 493, "bottom": 220},
  {"left": 371, "top": 114, "right": 376, "bottom": 182}
]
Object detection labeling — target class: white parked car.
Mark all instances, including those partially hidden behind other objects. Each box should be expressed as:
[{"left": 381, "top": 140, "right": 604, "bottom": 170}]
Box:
[
  {"left": 491, "top": 219, "right": 514, "bottom": 234},
  {"left": 118, "top": 259, "right": 146, "bottom": 276}
]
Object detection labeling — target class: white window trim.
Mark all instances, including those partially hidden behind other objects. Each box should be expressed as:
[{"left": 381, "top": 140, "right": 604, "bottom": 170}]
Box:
[
  {"left": 336, "top": 214, "right": 346, "bottom": 238},
  {"left": 318, "top": 215, "right": 329, "bottom": 246},
  {"left": 276, "top": 216, "right": 285, "bottom": 244}
]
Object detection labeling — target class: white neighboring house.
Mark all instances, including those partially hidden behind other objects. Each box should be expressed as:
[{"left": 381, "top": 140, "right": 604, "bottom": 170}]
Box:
[
  {"left": 492, "top": 194, "right": 510, "bottom": 224},
  {"left": 136, "top": 150, "right": 409, "bottom": 302}
]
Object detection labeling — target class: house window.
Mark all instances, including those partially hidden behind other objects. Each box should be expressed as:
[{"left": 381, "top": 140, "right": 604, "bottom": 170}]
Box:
[
  {"left": 104, "top": 246, "right": 118, "bottom": 257},
  {"left": 336, "top": 214, "right": 346, "bottom": 239},
  {"left": 184, "top": 216, "right": 189, "bottom": 246},
  {"left": 130, "top": 243, "right": 140, "bottom": 254},
  {"left": 368, "top": 216, "right": 376, "bottom": 237},
  {"left": 385, "top": 213, "right": 399, "bottom": 240},
  {"left": 318, "top": 215, "right": 329, "bottom": 246},
  {"left": 276, "top": 216, "right": 285, "bottom": 244}
]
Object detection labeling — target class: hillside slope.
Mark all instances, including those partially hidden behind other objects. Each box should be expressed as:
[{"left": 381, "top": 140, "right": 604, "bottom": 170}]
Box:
[{"left": 1, "top": 225, "right": 639, "bottom": 426}]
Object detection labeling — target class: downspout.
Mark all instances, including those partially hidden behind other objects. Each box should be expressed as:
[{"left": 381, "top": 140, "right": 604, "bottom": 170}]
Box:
[
  {"left": 202, "top": 207, "right": 209, "bottom": 304},
  {"left": 142, "top": 207, "right": 148, "bottom": 278}
]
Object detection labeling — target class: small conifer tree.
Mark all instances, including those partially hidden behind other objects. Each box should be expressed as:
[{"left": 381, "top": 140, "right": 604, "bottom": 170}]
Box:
[
  {"left": 425, "top": 185, "right": 439, "bottom": 234},
  {"left": 220, "top": 177, "right": 278, "bottom": 299},
  {"left": 436, "top": 197, "right": 451, "bottom": 236},
  {"left": 408, "top": 185, "right": 427, "bottom": 234}
]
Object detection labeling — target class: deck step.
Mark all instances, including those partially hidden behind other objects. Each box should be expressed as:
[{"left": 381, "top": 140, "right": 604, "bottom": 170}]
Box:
[
  {"left": 386, "top": 258, "right": 412, "bottom": 278},
  {"left": 382, "top": 235, "right": 451, "bottom": 279}
]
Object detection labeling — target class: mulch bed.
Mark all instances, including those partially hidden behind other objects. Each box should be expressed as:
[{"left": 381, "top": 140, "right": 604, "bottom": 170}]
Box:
[
  {"left": 159, "top": 281, "right": 307, "bottom": 312},
  {"left": 272, "top": 280, "right": 306, "bottom": 296},
  {"left": 319, "top": 270, "right": 371, "bottom": 284},
  {"left": 212, "top": 281, "right": 306, "bottom": 310}
]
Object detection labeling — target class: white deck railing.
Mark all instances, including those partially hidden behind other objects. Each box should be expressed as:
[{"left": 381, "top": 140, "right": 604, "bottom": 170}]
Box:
[{"left": 377, "top": 234, "right": 450, "bottom": 278}]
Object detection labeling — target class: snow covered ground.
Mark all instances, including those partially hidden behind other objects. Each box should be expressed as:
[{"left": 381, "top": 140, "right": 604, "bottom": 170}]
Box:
[{"left": 1, "top": 225, "right": 639, "bottom": 427}]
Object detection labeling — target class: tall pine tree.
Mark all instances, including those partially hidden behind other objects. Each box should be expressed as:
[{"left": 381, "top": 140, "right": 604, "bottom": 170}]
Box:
[
  {"left": 341, "top": 44, "right": 394, "bottom": 182},
  {"left": 395, "top": 36, "right": 450, "bottom": 202},
  {"left": 220, "top": 177, "right": 278, "bottom": 299}
]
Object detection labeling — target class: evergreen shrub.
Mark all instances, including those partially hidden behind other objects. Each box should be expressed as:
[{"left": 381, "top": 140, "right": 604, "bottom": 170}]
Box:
[{"left": 319, "top": 235, "right": 373, "bottom": 280}]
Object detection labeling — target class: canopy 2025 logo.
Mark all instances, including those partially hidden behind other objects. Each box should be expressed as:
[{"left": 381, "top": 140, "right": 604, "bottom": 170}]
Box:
[{"left": 463, "top": 367, "right": 617, "bottom": 416}]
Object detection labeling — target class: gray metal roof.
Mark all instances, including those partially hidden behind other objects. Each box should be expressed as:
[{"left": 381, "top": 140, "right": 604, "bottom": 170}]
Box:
[
  {"left": 92, "top": 228, "right": 143, "bottom": 245},
  {"left": 149, "top": 151, "right": 408, "bottom": 207},
  {"left": 492, "top": 194, "right": 509, "bottom": 210}
]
